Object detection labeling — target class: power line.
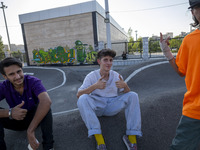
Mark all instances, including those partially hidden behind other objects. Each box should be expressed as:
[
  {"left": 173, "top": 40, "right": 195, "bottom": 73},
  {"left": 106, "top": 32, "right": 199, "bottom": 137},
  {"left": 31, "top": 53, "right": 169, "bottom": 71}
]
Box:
[{"left": 112, "top": 2, "right": 188, "bottom": 13}]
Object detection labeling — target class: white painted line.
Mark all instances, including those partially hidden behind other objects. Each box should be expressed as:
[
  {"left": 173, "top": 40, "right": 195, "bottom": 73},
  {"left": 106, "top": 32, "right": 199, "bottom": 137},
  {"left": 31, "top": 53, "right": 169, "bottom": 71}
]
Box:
[
  {"left": 125, "top": 61, "right": 168, "bottom": 83},
  {"left": 24, "top": 72, "right": 34, "bottom": 75},
  {"left": 53, "top": 108, "right": 79, "bottom": 116},
  {"left": 24, "top": 66, "right": 66, "bottom": 92},
  {"left": 52, "top": 61, "right": 169, "bottom": 116}
]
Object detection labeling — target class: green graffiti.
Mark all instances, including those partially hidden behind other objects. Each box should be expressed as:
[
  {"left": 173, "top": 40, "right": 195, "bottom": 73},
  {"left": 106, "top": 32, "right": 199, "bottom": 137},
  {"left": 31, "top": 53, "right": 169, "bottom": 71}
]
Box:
[
  {"left": 33, "top": 49, "right": 51, "bottom": 64},
  {"left": 32, "top": 40, "right": 96, "bottom": 65},
  {"left": 75, "top": 40, "right": 86, "bottom": 63},
  {"left": 86, "top": 51, "right": 97, "bottom": 63}
]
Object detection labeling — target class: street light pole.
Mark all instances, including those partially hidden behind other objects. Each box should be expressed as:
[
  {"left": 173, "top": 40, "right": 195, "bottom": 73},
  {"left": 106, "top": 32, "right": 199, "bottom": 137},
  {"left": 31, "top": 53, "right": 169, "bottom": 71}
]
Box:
[
  {"left": 105, "top": 0, "right": 111, "bottom": 49},
  {"left": 0, "top": 2, "right": 11, "bottom": 53},
  {"left": 135, "top": 30, "right": 138, "bottom": 41}
]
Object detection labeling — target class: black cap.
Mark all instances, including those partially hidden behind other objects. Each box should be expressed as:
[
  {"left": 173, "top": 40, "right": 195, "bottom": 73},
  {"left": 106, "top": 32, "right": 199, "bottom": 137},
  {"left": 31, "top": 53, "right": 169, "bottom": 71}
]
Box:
[{"left": 189, "top": 0, "right": 200, "bottom": 9}]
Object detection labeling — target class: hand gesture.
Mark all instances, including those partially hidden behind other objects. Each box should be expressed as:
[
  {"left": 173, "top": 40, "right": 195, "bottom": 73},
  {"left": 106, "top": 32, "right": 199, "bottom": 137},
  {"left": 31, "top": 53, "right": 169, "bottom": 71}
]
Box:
[
  {"left": 95, "top": 75, "right": 106, "bottom": 89},
  {"left": 159, "top": 32, "right": 173, "bottom": 60},
  {"left": 115, "top": 75, "right": 126, "bottom": 88},
  {"left": 160, "top": 32, "right": 170, "bottom": 47},
  {"left": 27, "top": 131, "right": 39, "bottom": 150},
  {"left": 11, "top": 101, "right": 27, "bottom": 120}
]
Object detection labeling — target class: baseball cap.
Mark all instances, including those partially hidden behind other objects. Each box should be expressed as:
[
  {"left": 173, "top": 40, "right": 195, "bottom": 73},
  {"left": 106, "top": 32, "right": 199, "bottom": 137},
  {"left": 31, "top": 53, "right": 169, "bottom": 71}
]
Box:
[{"left": 189, "top": 0, "right": 200, "bottom": 9}]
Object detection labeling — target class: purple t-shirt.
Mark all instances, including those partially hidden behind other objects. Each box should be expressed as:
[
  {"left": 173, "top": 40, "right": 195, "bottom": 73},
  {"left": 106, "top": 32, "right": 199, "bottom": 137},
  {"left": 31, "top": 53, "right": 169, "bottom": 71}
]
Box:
[{"left": 0, "top": 75, "right": 46, "bottom": 110}]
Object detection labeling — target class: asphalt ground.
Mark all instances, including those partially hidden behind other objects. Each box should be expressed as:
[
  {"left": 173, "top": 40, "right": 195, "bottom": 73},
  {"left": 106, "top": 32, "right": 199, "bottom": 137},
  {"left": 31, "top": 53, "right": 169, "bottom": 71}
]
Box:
[{"left": 0, "top": 59, "right": 190, "bottom": 150}]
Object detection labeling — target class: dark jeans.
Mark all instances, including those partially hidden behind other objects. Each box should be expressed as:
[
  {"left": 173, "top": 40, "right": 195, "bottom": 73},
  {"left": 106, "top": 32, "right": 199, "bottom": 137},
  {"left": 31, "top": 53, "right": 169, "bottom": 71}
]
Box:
[
  {"left": 0, "top": 107, "right": 54, "bottom": 150},
  {"left": 170, "top": 115, "right": 200, "bottom": 150}
]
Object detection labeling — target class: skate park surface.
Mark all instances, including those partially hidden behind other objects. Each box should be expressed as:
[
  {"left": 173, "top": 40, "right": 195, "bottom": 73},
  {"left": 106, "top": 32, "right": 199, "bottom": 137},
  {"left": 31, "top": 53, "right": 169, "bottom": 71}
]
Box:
[{"left": 0, "top": 59, "right": 188, "bottom": 150}]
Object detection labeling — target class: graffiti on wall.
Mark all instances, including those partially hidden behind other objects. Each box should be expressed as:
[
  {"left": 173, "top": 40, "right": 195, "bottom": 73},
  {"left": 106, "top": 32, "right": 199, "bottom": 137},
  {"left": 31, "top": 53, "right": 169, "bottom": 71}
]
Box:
[{"left": 32, "top": 40, "right": 97, "bottom": 65}]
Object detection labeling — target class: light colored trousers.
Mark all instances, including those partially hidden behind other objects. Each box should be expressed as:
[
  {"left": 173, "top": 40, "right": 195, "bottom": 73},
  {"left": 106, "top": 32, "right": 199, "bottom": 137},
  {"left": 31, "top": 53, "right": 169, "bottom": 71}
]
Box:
[{"left": 77, "top": 91, "right": 142, "bottom": 137}]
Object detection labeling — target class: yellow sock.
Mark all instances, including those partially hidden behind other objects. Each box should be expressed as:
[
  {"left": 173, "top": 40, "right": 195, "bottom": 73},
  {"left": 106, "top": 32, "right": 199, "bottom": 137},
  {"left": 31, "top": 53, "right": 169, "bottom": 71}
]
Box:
[
  {"left": 94, "top": 134, "right": 105, "bottom": 145},
  {"left": 128, "top": 135, "right": 137, "bottom": 144}
]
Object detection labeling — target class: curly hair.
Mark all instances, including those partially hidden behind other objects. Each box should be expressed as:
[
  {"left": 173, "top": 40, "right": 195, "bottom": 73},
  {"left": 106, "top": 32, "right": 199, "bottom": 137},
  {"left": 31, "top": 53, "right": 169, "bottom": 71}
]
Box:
[{"left": 97, "top": 49, "right": 116, "bottom": 60}]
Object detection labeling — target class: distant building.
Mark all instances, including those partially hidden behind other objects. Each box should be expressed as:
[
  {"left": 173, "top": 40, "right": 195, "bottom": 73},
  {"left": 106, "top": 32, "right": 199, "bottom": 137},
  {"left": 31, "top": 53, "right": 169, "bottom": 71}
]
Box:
[
  {"left": 163, "top": 32, "right": 173, "bottom": 39},
  {"left": 151, "top": 35, "right": 159, "bottom": 40},
  {"left": 3, "top": 44, "right": 25, "bottom": 53},
  {"left": 19, "top": 1, "right": 128, "bottom": 65},
  {"left": 179, "top": 32, "right": 187, "bottom": 37}
]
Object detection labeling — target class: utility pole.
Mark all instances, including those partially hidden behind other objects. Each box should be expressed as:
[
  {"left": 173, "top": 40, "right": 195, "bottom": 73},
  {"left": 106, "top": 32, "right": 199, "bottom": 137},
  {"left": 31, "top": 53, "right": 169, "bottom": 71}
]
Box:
[
  {"left": 135, "top": 30, "right": 138, "bottom": 41},
  {"left": 105, "top": 0, "right": 111, "bottom": 49},
  {"left": 135, "top": 30, "right": 138, "bottom": 52},
  {"left": 0, "top": 2, "right": 11, "bottom": 54}
]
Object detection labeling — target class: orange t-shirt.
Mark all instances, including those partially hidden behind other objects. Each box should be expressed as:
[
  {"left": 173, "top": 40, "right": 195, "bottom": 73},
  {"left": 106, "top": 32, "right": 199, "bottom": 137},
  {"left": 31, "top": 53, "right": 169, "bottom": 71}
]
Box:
[{"left": 176, "top": 29, "right": 200, "bottom": 119}]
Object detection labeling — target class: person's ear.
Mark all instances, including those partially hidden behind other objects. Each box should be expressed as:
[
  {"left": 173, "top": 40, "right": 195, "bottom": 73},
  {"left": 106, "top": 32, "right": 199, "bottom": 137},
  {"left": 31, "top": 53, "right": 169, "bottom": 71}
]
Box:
[
  {"left": 97, "top": 59, "right": 101, "bottom": 65},
  {"left": 3, "top": 75, "right": 7, "bottom": 80}
]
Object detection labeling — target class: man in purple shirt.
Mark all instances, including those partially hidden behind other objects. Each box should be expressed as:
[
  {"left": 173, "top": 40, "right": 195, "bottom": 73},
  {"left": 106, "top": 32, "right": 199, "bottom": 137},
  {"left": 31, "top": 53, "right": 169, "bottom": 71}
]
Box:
[{"left": 0, "top": 57, "right": 54, "bottom": 150}]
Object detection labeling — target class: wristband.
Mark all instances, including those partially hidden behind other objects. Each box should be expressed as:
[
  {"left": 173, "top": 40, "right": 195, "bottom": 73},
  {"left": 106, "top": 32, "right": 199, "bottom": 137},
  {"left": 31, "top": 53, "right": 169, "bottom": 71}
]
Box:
[
  {"left": 8, "top": 108, "right": 13, "bottom": 119},
  {"left": 168, "top": 57, "right": 174, "bottom": 61}
]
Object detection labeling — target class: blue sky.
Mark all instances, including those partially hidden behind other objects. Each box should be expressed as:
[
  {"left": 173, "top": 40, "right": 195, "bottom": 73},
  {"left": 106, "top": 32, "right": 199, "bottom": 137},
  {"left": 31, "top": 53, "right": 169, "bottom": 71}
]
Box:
[{"left": 0, "top": 0, "right": 193, "bottom": 45}]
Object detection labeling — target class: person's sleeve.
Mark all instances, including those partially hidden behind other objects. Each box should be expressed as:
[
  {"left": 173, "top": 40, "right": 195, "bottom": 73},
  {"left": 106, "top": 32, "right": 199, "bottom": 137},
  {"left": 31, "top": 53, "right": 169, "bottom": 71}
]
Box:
[
  {"left": 176, "top": 39, "right": 188, "bottom": 76},
  {"left": 78, "top": 74, "right": 93, "bottom": 91},
  {"left": 31, "top": 78, "right": 47, "bottom": 97}
]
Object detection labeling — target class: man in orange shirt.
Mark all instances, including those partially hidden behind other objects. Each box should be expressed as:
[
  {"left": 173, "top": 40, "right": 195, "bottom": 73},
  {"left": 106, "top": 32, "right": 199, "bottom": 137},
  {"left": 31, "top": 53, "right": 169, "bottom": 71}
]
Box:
[{"left": 160, "top": 0, "right": 200, "bottom": 149}]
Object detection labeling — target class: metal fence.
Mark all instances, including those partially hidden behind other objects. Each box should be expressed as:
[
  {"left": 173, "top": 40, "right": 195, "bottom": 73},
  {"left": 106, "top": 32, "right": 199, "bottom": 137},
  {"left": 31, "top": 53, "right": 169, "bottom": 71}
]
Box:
[
  {"left": 149, "top": 37, "right": 184, "bottom": 58},
  {"left": 110, "top": 36, "right": 184, "bottom": 60},
  {"left": 111, "top": 41, "right": 143, "bottom": 59}
]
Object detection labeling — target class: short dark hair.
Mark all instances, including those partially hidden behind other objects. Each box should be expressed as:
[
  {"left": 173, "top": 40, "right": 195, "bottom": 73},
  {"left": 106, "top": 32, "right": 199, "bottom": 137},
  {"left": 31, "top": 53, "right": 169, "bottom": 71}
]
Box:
[
  {"left": 97, "top": 49, "right": 116, "bottom": 60},
  {"left": 0, "top": 57, "right": 22, "bottom": 76}
]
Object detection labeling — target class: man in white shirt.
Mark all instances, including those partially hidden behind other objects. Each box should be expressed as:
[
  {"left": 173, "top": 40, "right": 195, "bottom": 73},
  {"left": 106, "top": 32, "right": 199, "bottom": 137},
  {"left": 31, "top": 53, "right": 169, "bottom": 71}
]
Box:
[{"left": 77, "top": 49, "right": 142, "bottom": 150}]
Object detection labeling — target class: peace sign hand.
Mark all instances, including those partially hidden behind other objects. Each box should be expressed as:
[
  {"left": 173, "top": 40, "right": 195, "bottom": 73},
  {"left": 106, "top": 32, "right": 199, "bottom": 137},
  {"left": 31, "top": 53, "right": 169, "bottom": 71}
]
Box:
[{"left": 159, "top": 32, "right": 174, "bottom": 60}]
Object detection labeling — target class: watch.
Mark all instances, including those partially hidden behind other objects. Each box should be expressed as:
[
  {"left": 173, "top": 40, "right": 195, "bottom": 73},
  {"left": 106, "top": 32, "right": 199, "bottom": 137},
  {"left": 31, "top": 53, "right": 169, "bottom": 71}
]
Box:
[{"left": 8, "top": 108, "right": 13, "bottom": 119}]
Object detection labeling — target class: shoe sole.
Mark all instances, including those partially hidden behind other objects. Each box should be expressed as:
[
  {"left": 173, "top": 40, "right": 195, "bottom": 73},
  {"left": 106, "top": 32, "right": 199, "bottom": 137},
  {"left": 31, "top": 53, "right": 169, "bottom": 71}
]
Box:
[{"left": 123, "top": 136, "right": 131, "bottom": 150}]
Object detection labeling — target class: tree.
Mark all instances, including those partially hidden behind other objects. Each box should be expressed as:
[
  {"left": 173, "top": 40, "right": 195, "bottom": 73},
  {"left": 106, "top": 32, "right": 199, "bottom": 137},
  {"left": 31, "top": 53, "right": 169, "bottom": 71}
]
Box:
[
  {"left": 169, "top": 36, "right": 183, "bottom": 51},
  {"left": 132, "top": 37, "right": 143, "bottom": 52},
  {"left": 0, "top": 36, "right": 5, "bottom": 60},
  {"left": 11, "top": 50, "right": 22, "bottom": 61},
  {"left": 148, "top": 37, "right": 161, "bottom": 52}
]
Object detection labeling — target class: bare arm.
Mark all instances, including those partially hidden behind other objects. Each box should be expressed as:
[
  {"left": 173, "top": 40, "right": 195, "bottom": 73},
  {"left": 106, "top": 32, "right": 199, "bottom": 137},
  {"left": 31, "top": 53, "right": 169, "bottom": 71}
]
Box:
[
  {"left": 77, "top": 84, "right": 98, "bottom": 98},
  {"left": 122, "top": 83, "right": 131, "bottom": 93},
  {"left": 0, "top": 109, "right": 9, "bottom": 118},
  {"left": 160, "top": 32, "right": 184, "bottom": 77},
  {"left": 27, "top": 92, "right": 52, "bottom": 149},
  {"left": 169, "top": 57, "right": 185, "bottom": 77}
]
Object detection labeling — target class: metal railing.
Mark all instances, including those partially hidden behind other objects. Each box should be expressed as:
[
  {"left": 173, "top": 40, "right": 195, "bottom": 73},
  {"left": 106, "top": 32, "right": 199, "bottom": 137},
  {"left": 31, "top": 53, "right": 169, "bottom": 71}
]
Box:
[
  {"left": 149, "top": 37, "right": 184, "bottom": 58},
  {"left": 111, "top": 41, "right": 143, "bottom": 59}
]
